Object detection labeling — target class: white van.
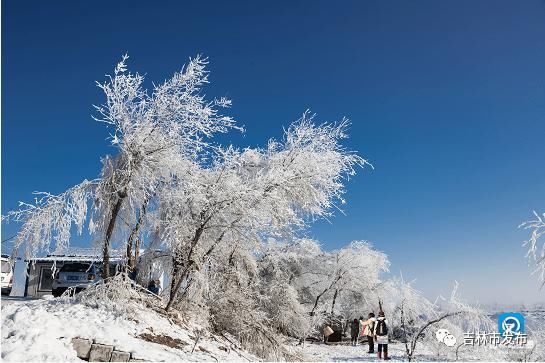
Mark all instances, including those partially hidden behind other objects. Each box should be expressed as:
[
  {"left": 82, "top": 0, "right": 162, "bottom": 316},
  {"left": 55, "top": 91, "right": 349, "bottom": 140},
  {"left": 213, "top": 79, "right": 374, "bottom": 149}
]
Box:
[{"left": 1, "top": 255, "right": 14, "bottom": 295}]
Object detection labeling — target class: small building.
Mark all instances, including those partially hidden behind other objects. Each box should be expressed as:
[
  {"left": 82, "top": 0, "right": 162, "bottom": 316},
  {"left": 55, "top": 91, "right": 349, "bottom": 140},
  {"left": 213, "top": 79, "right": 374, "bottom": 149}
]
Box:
[{"left": 25, "top": 248, "right": 124, "bottom": 298}]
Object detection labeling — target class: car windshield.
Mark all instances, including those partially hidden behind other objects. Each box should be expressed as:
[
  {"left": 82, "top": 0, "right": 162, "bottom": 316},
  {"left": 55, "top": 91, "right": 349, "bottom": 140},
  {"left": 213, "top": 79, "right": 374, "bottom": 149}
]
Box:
[
  {"left": 1, "top": 260, "right": 11, "bottom": 273},
  {"left": 60, "top": 263, "right": 92, "bottom": 273}
]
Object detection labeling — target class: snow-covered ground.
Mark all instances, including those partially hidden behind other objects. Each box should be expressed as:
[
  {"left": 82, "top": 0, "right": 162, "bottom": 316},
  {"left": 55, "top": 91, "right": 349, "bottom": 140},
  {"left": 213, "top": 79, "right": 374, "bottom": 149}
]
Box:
[
  {"left": 0, "top": 296, "right": 430, "bottom": 362},
  {"left": 3, "top": 295, "right": 544, "bottom": 362},
  {"left": 291, "top": 341, "right": 415, "bottom": 362},
  {"left": 1, "top": 296, "right": 257, "bottom": 362}
]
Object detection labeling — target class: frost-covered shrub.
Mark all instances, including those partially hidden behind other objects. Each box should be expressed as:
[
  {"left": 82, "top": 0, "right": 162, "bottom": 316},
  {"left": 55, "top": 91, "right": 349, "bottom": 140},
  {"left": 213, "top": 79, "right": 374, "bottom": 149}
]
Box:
[
  {"left": 260, "top": 281, "right": 310, "bottom": 338},
  {"left": 389, "top": 280, "right": 493, "bottom": 362},
  {"left": 256, "top": 239, "right": 319, "bottom": 338},
  {"left": 73, "top": 273, "right": 161, "bottom": 315},
  {"left": 205, "top": 249, "right": 286, "bottom": 360}
]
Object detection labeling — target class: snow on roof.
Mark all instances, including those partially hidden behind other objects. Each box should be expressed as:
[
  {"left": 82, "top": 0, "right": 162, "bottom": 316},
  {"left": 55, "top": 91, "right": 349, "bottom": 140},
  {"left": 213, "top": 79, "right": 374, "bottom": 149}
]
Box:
[{"left": 27, "top": 248, "right": 125, "bottom": 263}]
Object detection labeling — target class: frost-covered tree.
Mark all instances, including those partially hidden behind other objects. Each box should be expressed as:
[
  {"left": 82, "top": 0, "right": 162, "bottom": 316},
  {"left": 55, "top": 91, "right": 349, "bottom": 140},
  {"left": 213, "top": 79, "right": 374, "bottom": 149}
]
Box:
[
  {"left": 257, "top": 239, "right": 322, "bottom": 338},
  {"left": 3, "top": 54, "right": 377, "bottom": 360},
  {"left": 3, "top": 55, "right": 239, "bottom": 278},
  {"left": 90, "top": 55, "right": 238, "bottom": 278},
  {"left": 201, "top": 239, "right": 389, "bottom": 357},
  {"left": 389, "top": 280, "right": 492, "bottom": 362},
  {"left": 326, "top": 241, "right": 389, "bottom": 315},
  {"left": 288, "top": 240, "right": 388, "bottom": 316},
  {"left": 520, "top": 211, "right": 545, "bottom": 287},
  {"left": 155, "top": 114, "right": 367, "bottom": 311}
]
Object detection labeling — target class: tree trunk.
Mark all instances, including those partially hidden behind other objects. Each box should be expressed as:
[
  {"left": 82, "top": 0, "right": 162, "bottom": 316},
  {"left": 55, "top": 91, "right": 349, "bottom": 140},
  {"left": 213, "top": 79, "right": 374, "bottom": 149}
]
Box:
[
  {"left": 134, "top": 237, "right": 141, "bottom": 265},
  {"left": 311, "top": 288, "right": 328, "bottom": 316},
  {"left": 311, "top": 274, "right": 342, "bottom": 315},
  {"left": 125, "top": 239, "right": 133, "bottom": 272},
  {"left": 165, "top": 221, "right": 207, "bottom": 311},
  {"left": 166, "top": 259, "right": 181, "bottom": 311},
  {"left": 166, "top": 258, "right": 198, "bottom": 311},
  {"left": 330, "top": 289, "right": 339, "bottom": 314},
  {"left": 102, "top": 191, "right": 126, "bottom": 279},
  {"left": 400, "top": 301, "right": 412, "bottom": 361},
  {"left": 409, "top": 312, "right": 462, "bottom": 359},
  {"left": 125, "top": 199, "right": 148, "bottom": 270},
  {"left": 166, "top": 231, "right": 229, "bottom": 312}
]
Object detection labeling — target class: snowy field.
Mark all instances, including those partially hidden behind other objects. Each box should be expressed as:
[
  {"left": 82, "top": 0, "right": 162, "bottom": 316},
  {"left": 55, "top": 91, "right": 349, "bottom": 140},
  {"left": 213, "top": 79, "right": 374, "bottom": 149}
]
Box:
[
  {"left": 290, "top": 341, "right": 416, "bottom": 362},
  {"left": 0, "top": 293, "right": 418, "bottom": 362},
  {"left": 0, "top": 296, "right": 431, "bottom": 362},
  {"left": 1, "top": 296, "right": 257, "bottom": 362},
  {"left": 2, "top": 295, "right": 544, "bottom": 362}
]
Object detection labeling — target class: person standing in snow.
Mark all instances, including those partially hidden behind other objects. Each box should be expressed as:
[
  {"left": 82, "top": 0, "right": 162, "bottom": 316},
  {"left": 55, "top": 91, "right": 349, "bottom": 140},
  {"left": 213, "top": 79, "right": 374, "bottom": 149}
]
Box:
[
  {"left": 350, "top": 318, "right": 360, "bottom": 346},
  {"left": 147, "top": 279, "right": 159, "bottom": 295},
  {"left": 373, "top": 310, "right": 390, "bottom": 360},
  {"left": 362, "top": 312, "right": 376, "bottom": 353},
  {"left": 359, "top": 316, "right": 365, "bottom": 344},
  {"left": 323, "top": 325, "right": 334, "bottom": 344}
]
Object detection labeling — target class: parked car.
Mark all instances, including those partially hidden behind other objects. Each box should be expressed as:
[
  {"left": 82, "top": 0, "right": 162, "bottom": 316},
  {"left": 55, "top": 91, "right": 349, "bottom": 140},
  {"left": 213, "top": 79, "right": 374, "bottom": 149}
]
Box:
[
  {"left": 52, "top": 262, "right": 101, "bottom": 297},
  {"left": 1, "top": 255, "right": 14, "bottom": 296}
]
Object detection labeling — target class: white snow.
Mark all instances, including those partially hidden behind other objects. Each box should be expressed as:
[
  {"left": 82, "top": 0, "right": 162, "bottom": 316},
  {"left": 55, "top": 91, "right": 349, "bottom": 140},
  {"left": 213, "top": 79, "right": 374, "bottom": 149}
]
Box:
[
  {"left": 1, "top": 296, "right": 257, "bottom": 362},
  {"left": 3, "top": 295, "right": 544, "bottom": 362},
  {"left": 291, "top": 341, "right": 411, "bottom": 362}
]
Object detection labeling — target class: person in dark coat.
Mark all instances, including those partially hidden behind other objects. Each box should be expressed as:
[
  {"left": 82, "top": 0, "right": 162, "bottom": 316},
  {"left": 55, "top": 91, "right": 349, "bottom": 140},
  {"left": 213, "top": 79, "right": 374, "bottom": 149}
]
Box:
[
  {"left": 350, "top": 318, "right": 360, "bottom": 346},
  {"left": 147, "top": 279, "right": 159, "bottom": 295}
]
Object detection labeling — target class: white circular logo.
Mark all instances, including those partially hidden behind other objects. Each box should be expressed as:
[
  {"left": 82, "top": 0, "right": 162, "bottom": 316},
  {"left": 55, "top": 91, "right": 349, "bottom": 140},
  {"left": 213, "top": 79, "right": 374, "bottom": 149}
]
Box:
[{"left": 502, "top": 316, "right": 521, "bottom": 334}]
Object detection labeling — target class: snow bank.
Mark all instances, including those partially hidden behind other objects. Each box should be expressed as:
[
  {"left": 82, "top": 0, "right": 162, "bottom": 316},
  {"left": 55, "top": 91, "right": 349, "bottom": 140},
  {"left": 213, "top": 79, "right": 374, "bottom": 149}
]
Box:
[{"left": 1, "top": 297, "right": 257, "bottom": 362}]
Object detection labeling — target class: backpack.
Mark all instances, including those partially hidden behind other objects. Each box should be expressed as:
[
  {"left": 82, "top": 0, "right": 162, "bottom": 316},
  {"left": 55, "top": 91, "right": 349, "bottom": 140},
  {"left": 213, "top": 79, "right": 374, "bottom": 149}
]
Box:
[{"left": 376, "top": 319, "right": 388, "bottom": 336}]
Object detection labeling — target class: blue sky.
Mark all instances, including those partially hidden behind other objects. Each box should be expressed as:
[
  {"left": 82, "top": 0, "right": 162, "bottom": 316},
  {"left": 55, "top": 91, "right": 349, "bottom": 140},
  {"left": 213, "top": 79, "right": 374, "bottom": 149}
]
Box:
[{"left": 2, "top": 0, "right": 545, "bottom": 304}]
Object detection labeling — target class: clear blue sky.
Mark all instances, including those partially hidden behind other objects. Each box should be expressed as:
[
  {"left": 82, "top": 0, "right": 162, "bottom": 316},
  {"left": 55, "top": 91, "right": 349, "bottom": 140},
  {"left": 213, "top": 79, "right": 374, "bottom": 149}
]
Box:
[{"left": 2, "top": 0, "right": 545, "bottom": 304}]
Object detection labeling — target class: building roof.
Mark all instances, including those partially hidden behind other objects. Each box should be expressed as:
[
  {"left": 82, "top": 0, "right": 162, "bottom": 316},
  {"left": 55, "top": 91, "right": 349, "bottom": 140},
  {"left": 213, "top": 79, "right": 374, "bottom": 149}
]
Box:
[{"left": 27, "top": 248, "right": 124, "bottom": 263}]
